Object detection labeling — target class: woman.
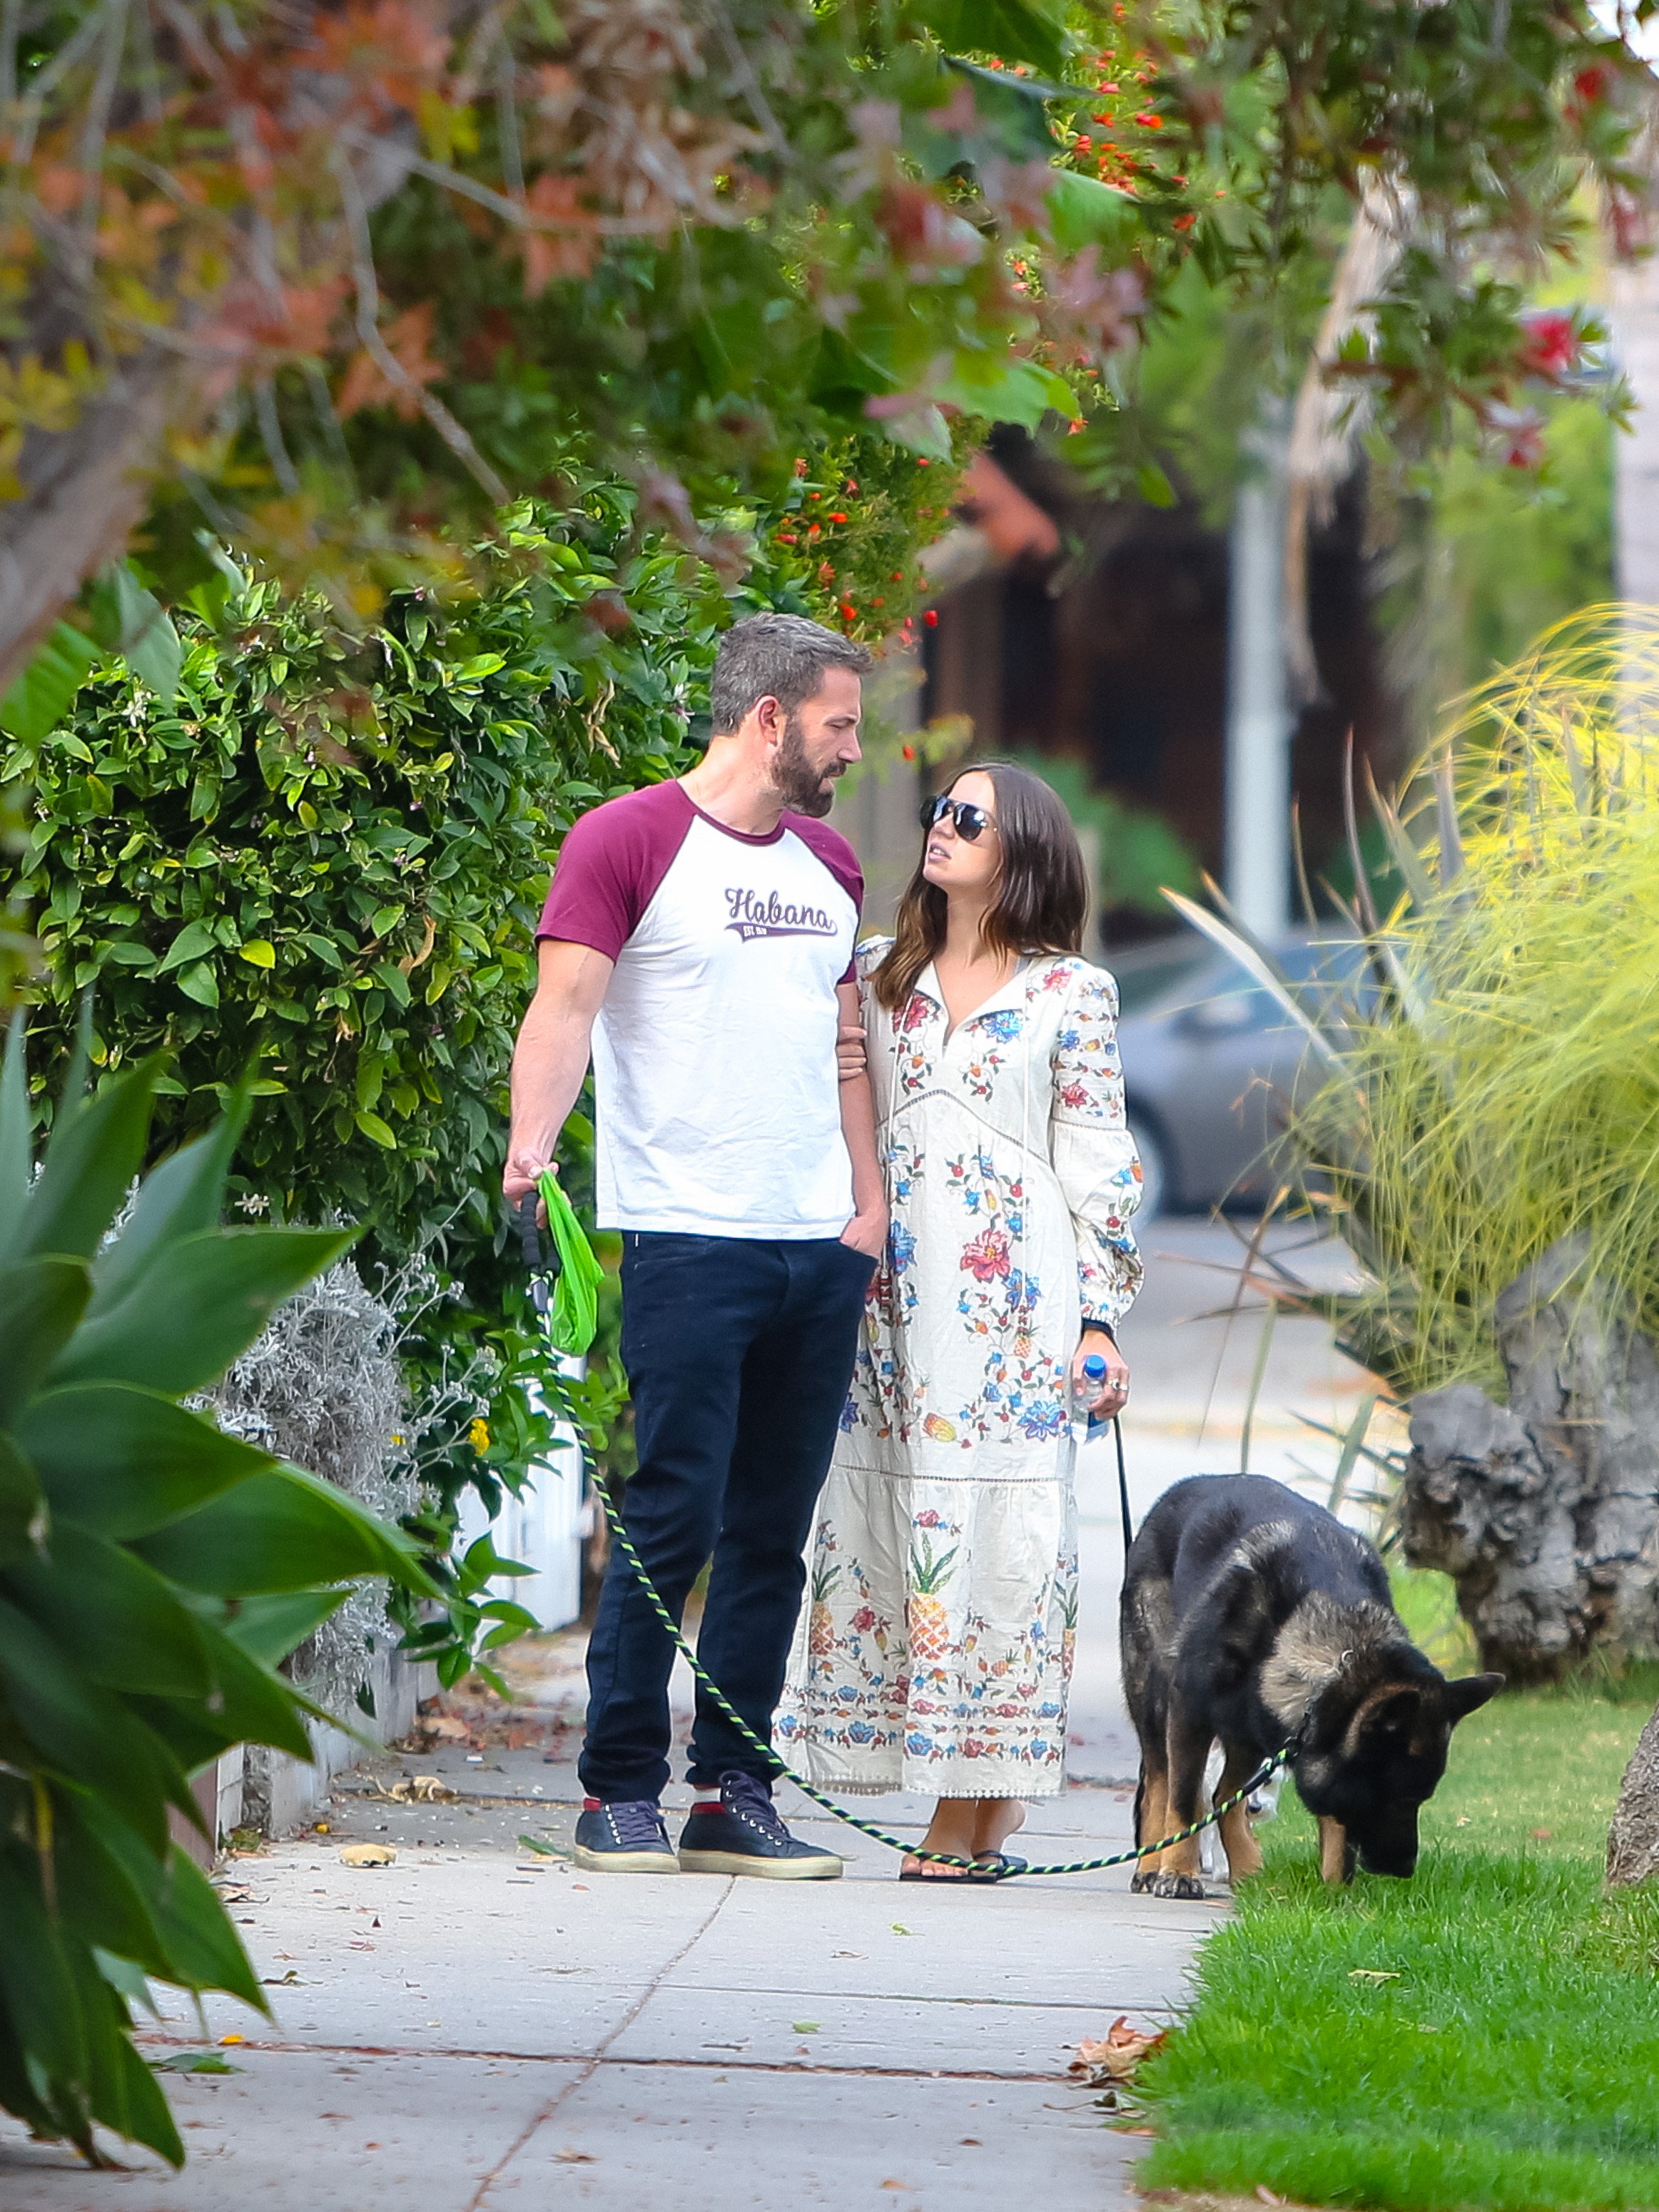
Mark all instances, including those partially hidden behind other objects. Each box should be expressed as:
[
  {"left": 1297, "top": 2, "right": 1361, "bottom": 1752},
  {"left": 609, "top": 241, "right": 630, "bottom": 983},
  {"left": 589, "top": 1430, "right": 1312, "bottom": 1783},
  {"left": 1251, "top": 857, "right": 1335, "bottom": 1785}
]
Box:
[{"left": 780, "top": 763, "right": 1142, "bottom": 1877}]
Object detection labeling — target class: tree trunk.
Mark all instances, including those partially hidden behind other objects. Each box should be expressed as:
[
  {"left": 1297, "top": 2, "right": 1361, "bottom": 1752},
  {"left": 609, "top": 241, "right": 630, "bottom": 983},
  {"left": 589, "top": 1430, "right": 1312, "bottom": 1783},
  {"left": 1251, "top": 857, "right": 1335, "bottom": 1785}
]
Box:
[
  {"left": 1607, "top": 1704, "right": 1659, "bottom": 1887},
  {"left": 0, "top": 347, "right": 188, "bottom": 694},
  {"left": 1399, "top": 1235, "right": 1659, "bottom": 1680}
]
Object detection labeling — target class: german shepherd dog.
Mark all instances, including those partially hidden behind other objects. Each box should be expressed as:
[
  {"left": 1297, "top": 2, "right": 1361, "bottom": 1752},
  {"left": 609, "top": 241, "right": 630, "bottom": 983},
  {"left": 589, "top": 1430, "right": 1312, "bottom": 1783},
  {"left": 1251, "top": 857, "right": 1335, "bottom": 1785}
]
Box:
[{"left": 1120, "top": 1474, "right": 1502, "bottom": 1896}]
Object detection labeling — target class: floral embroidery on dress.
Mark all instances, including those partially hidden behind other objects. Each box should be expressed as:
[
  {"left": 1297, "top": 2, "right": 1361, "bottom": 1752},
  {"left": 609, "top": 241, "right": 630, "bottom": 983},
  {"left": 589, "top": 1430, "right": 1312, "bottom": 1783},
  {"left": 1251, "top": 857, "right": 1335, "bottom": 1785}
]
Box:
[{"left": 779, "top": 941, "right": 1142, "bottom": 1798}]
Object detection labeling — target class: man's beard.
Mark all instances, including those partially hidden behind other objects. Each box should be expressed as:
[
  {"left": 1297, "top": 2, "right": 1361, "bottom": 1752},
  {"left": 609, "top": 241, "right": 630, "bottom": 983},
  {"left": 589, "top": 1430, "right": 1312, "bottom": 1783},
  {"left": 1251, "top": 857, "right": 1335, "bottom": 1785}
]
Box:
[{"left": 769, "top": 712, "right": 840, "bottom": 818}]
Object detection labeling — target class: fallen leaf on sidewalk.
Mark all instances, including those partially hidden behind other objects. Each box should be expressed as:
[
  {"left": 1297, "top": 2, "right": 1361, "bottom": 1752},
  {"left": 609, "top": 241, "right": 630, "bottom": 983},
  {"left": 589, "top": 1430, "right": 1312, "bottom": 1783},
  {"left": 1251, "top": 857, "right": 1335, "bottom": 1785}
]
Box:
[
  {"left": 792, "top": 2021, "right": 821, "bottom": 2034},
  {"left": 380, "top": 1775, "right": 457, "bottom": 1804},
  {"left": 260, "top": 1970, "right": 301, "bottom": 1986},
  {"left": 891, "top": 1922, "right": 913, "bottom": 1935},
  {"left": 879, "top": 2181, "right": 910, "bottom": 2191},
  {"left": 151, "top": 2051, "right": 241, "bottom": 2076},
  {"left": 422, "top": 1715, "right": 472, "bottom": 1742},
  {"left": 340, "top": 1843, "right": 397, "bottom": 1867},
  {"left": 1068, "top": 2016, "right": 1167, "bottom": 2086},
  {"left": 556, "top": 2147, "right": 596, "bottom": 2164},
  {"left": 517, "top": 1833, "right": 569, "bottom": 1859}
]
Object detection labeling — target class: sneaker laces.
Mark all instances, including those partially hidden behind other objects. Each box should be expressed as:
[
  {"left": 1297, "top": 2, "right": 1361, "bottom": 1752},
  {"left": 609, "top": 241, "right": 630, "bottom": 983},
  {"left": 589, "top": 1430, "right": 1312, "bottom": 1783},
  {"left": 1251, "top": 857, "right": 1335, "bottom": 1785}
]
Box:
[
  {"left": 722, "top": 1771, "right": 788, "bottom": 1840},
  {"left": 607, "top": 1799, "right": 669, "bottom": 1850}
]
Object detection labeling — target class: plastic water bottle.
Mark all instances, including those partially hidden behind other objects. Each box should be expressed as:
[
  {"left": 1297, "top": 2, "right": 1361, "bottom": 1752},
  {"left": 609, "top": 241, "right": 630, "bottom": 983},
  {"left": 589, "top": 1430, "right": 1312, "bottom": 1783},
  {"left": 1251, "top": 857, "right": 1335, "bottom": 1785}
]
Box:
[{"left": 1077, "top": 1351, "right": 1109, "bottom": 1439}]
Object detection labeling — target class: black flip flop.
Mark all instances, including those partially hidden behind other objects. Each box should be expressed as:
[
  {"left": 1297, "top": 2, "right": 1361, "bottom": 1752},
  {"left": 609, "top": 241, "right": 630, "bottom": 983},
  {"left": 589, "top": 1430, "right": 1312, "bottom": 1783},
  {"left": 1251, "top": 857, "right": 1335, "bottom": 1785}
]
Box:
[{"left": 965, "top": 1851, "right": 1028, "bottom": 1882}]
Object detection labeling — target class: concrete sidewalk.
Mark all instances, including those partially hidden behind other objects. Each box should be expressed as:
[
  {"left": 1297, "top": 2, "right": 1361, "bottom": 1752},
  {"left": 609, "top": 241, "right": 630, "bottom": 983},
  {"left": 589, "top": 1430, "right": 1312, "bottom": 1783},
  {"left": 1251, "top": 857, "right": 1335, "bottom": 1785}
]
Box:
[
  {"left": 0, "top": 1725, "right": 1222, "bottom": 2211},
  {"left": 0, "top": 1221, "right": 1364, "bottom": 2209}
]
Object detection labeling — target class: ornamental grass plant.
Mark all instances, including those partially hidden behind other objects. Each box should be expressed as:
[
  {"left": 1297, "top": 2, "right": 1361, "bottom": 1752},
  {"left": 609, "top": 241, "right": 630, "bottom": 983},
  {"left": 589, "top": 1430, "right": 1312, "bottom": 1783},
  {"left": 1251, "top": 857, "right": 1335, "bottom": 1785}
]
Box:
[{"left": 1178, "top": 606, "right": 1659, "bottom": 1397}]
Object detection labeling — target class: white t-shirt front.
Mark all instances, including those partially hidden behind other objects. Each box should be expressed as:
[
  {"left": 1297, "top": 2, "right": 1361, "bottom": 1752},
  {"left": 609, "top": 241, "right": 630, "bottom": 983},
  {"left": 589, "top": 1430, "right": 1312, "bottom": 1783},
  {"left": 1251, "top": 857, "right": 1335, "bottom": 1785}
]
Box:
[{"left": 536, "top": 779, "right": 862, "bottom": 1239}]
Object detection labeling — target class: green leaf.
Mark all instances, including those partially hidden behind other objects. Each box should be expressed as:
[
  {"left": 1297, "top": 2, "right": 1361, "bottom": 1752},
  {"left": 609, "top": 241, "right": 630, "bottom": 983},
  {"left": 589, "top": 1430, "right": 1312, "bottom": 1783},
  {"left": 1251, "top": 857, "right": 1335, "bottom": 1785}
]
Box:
[
  {"left": 1135, "top": 462, "right": 1177, "bottom": 508},
  {"left": 193, "top": 1618, "right": 315, "bottom": 1758},
  {"left": 935, "top": 352, "right": 1075, "bottom": 428},
  {"left": 19, "top": 1384, "right": 272, "bottom": 1538},
  {"left": 20, "top": 1058, "right": 163, "bottom": 1263},
  {"left": 920, "top": 0, "right": 1067, "bottom": 74},
  {"left": 355, "top": 1107, "right": 397, "bottom": 1148},
  {"left": 7, "top": 1523, "right": 212, "bottom": 1698},
  {"left": 133, "top": 1464, "right": 428, "bottom": 1595},
  {"left": 215, "top": 1588, "right": 350, "bottom": 1666},
  {"left": 1045, "top": 169, "right": 1139, "bottom": 257},
  {"left": 0, "top": 1009, "right": 29, "bottom": 1266},
  {"left": 154, "top": 918, "right": 218, "bottom": 975},
  {"left": 0, "top": 1867, "right": 87, "bottom": 2086},
  {"left": 113, "top": 568, "right": 183, "bottom": 704},
  {"left": 152, "top": 2049, "right": 241, "bottom": 2075},
  {"left": 0, "top": 1598, "right": 186, "bottom": 1850},
  {"left": 0, "top": 621, "right": 101, "bottom": 741},
  {"left": 50, "top": 1225, "right": 355, "bottom": 1395},
  {"left": 176, "top": 960, "right": 220, "bottom": 1008},
  {"left": 237, "top": 938, "right": 277, "bottom": 968},
  {"left": 0, "top": 1257, "right": 91, "bottom": 1424},
  {"left": 89, "top": 1095, "right": 250, "bottom": 1312},
  {"left": 0, "top": 1434, "right": 45, "bottom": 1563},
  {"left": 152, "top": 1846, "right": 265, "bottom": 2010}
]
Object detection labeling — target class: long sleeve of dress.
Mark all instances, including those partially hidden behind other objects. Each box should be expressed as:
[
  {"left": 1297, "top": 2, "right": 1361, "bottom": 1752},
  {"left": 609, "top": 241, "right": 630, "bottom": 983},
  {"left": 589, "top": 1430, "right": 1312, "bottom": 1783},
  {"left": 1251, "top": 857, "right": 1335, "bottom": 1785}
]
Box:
[{"left": 1050, "top": 963, "right": 1144, "bottom": 1329}]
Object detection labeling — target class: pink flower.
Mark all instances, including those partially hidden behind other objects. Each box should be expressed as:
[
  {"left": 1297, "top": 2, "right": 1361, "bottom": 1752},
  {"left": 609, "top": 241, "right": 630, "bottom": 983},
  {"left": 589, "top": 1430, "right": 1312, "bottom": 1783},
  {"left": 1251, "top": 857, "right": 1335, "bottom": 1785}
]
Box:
[
  {"left": 960, "top": 1226, "right": 1012, "bottom": 1282},
  {"left": 1060, "top": 1082, "right": 1091, "bottom": 1109},
  {"left": 851, "top": 1606, "right": 876, "bottom": 1632}
]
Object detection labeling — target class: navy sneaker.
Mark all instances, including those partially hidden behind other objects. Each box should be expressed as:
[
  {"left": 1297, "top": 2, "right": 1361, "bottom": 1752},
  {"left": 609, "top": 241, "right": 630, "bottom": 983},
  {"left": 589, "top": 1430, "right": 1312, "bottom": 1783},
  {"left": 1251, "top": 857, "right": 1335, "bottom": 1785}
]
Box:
[
  {"left": 573, "top": 1797, "right": 680, "bottom": 1874},
  {"left": 677, "top": 1772, "right": 843, "bottom": 1880}
]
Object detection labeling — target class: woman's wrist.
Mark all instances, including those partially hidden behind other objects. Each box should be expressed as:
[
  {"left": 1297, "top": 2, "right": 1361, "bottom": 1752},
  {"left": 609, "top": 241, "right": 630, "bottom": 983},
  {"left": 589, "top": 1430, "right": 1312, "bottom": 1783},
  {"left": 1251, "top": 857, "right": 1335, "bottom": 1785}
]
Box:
[{"left": 1081, "top": 1319, "right": 1117, "bottom": 1344}]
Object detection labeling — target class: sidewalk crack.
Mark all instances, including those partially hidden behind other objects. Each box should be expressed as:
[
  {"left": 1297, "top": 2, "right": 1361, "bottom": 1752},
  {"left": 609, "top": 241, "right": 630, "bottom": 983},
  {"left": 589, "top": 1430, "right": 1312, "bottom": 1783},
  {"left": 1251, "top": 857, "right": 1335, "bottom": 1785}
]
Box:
[{"left": 468, "top": 1880, "right": 734, "bottom": 2208}]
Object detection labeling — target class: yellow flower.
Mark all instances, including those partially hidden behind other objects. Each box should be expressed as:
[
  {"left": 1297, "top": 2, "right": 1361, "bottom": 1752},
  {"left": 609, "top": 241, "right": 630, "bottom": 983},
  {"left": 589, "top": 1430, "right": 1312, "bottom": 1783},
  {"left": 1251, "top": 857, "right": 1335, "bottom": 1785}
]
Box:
[{"left": 468, "top": 1417, "right": 490, "bottom": 1455}]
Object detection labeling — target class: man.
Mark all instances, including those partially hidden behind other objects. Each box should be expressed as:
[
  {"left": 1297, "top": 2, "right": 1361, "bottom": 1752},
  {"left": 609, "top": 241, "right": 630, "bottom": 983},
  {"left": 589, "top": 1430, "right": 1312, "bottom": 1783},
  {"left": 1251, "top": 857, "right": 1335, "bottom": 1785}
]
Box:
[{"left": 504, "top": 612, "right": 886, "bottom": 1879}]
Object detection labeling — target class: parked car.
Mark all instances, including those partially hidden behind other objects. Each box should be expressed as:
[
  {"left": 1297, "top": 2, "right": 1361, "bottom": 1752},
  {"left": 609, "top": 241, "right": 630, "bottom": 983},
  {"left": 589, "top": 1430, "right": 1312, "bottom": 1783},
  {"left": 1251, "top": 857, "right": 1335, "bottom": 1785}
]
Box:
[{"left": 1109, "top": 930, "right": 1359, "bottom": 1220}]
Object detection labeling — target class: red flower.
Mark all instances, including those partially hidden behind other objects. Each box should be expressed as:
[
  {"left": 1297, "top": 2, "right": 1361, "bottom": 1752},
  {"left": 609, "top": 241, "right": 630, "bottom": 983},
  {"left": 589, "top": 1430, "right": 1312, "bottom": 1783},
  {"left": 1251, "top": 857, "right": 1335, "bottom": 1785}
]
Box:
[
  {"left": 961, "top": 1227, "right": 1012, "bottom": 1282},
  {"left": 924, "top": 607, "right": 939, "bottom": 626},
  {"left": 1518, "top": 309, "right": 1578, "bottom": 379},
  {"left": 852, "top": 1606, "right": 877, "bottom": 1633}
]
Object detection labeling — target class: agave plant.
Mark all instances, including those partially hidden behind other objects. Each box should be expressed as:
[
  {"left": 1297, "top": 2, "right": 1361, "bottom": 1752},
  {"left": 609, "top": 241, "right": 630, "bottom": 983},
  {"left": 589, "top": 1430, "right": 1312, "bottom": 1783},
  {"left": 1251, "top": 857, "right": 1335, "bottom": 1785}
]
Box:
[{"left": 0, "top": 1015, "right": 431, "bottom": 2168}]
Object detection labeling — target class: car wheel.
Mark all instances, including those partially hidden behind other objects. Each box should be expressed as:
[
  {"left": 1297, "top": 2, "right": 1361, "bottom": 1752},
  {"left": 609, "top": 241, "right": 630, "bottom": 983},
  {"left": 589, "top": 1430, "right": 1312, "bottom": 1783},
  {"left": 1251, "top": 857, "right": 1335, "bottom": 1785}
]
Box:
[{"left": 1126, "top": 1112, "right": 1170, "bottom": 1223}]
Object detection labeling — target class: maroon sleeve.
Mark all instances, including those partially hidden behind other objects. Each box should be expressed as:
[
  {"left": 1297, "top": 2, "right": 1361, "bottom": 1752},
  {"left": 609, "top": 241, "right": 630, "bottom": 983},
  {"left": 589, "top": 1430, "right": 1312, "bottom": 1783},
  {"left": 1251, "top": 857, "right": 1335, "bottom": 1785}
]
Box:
[
  {"left": 785, "top": 816, "right": 864, "bottom": 983},
  {"left": 535, "top": 781, "right": 693, "bottom": 956}
]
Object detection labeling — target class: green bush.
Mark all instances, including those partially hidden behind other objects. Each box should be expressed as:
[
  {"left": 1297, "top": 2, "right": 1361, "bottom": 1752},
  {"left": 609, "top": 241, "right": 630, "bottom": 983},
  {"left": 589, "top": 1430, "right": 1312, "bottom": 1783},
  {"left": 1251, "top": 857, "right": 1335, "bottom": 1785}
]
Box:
[{"left": 0, "top": 1025, "right": 427, "bottom": 2166}]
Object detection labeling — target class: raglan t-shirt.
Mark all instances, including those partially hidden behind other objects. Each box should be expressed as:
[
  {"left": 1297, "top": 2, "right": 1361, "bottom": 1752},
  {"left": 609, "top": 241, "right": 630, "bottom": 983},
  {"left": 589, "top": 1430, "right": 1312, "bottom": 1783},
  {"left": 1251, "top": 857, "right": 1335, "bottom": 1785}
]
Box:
[{"left": 536, "top": 779, "right": 863, "bottom": 1239}]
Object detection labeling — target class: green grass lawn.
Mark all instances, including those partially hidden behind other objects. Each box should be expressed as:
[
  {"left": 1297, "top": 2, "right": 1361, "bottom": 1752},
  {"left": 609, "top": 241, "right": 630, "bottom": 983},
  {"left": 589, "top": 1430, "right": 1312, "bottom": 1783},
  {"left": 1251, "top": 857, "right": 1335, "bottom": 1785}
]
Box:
[{"left": 1137, "top": 1613, "right": 1659, "bottom": 2211}]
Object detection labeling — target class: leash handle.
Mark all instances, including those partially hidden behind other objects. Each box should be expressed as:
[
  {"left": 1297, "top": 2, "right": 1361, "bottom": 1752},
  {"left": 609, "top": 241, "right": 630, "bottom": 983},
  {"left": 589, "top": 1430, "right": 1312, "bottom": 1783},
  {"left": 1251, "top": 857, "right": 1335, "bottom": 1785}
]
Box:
[{"left": 516, "top": 1187, "right": 555, "bottom": 1316}]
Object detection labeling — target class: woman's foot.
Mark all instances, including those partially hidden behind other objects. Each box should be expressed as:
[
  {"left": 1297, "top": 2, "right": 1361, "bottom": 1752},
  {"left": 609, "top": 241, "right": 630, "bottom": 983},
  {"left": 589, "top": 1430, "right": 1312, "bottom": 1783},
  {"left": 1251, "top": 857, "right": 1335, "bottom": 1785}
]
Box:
[
  {"left": 898, "top": 1851, "right": 975, "bottom": 1879},
  {"left": 971, "top": 1799, "right": 1028, "bottom": 1859},
  {"left": 903, "top": 1802, "right": 981, "bottom": 1878}
]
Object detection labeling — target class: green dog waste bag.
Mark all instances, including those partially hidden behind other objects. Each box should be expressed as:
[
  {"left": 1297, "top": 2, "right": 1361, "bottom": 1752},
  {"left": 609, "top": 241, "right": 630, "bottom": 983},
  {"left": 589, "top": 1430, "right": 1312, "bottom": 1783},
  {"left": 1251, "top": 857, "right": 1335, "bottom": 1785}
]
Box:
[{"left": 537, "top": 1169, "right": 604, "bottom": 1357}]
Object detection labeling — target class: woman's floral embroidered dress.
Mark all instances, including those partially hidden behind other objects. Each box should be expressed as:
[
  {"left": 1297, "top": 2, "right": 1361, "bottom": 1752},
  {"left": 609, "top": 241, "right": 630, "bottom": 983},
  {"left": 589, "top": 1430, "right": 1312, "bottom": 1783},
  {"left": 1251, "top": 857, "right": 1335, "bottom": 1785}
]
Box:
[{"left": 780, "top": 942, "right": 1142, "bottom": 1798}]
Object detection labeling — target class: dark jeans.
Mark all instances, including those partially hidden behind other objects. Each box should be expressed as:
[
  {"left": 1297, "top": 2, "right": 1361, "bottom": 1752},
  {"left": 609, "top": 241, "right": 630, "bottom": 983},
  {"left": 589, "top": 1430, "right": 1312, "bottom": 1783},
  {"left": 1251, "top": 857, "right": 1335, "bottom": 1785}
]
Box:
[{"left": 579, "top": 1231, "right": 873, "bottom": 1803}]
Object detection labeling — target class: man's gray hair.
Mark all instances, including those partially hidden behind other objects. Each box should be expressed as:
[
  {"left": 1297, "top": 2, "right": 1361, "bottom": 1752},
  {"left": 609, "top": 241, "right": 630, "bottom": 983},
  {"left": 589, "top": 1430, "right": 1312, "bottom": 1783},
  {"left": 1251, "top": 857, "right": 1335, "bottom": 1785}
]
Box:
[{"left": 708, "top": 612, "right": 873, "bottom": 736}]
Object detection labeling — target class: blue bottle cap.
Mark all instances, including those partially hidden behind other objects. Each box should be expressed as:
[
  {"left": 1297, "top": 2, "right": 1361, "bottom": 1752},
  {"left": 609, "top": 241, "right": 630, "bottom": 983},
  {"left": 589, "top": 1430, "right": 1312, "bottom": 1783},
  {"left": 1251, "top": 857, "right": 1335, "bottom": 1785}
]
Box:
[{"left": 1082, "top": 1353, "right": 1108, "bottom": 1380}]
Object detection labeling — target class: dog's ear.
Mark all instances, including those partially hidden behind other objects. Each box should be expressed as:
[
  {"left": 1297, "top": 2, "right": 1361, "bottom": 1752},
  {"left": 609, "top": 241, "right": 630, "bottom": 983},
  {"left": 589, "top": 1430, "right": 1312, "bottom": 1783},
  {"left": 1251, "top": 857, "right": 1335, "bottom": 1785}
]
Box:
[
  {"left": 1349, "top": 1682, "right": 1422, "bottom": 1748},
  {"left": 1444, "top": 1672, "right": 1504, "bottom": 1723},
  {"left": 1204, "top": 1557, "right": 1280, "bottom": 1686}
]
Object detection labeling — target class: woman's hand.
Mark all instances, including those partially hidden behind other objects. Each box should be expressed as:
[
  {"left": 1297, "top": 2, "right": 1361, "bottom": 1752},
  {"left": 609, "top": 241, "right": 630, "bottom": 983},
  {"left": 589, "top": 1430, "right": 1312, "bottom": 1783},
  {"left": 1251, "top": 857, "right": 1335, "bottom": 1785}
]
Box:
[
  {"left": 1072, "top": 1329, "right": 1130, "bottom": 1417},
  {"left": 837, "top": 1019, "right": 868, "bottom": 1083}
]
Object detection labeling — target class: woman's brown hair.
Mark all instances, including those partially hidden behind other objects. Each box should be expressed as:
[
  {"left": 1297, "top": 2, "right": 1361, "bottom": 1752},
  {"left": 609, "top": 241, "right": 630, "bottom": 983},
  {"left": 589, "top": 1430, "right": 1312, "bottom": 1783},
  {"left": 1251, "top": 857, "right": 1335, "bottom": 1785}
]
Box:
[{"left": 871, "top": 761, "right": 1088, "bottom": 1011}]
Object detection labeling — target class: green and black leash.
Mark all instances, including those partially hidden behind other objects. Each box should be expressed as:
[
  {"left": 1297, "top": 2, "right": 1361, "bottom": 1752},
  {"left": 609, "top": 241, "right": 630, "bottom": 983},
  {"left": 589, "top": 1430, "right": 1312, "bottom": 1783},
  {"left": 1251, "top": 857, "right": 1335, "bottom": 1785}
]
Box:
[{"left": 517, "top": 1180, "right": 1294, "bottom": 1878}]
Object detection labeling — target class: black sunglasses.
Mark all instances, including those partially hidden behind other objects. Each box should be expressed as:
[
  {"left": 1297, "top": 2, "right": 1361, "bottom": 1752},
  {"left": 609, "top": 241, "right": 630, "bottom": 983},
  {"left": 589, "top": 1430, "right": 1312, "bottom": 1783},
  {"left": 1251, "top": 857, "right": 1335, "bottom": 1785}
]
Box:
[{"left": 920, "top": 793, "right": 997, "bottom": 843}]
